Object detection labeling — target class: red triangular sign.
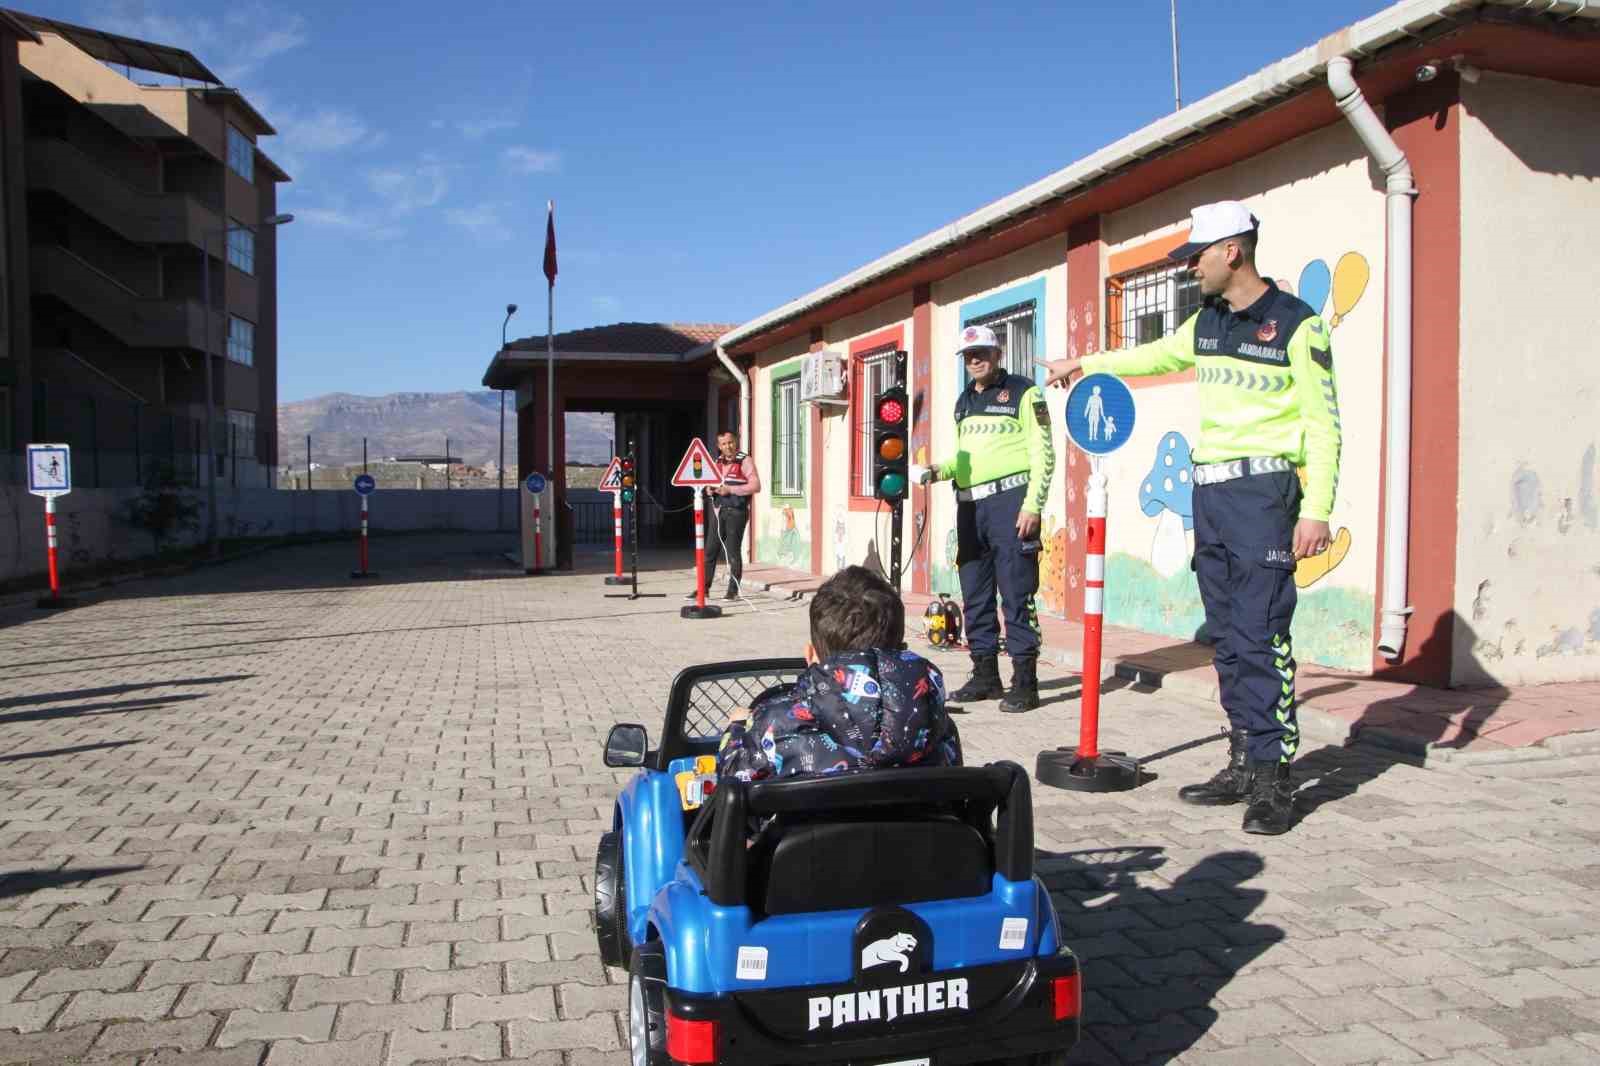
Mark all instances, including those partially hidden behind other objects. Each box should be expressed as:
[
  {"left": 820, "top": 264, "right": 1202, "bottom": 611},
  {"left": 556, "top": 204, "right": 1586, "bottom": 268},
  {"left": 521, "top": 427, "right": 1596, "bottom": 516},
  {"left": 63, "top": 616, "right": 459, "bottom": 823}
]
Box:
[
  {"left": 597, "top": 456, "right": 623, "bottom": 492},
  {"left": 671, "top": 438, "right": 723, "bottom": 487}
]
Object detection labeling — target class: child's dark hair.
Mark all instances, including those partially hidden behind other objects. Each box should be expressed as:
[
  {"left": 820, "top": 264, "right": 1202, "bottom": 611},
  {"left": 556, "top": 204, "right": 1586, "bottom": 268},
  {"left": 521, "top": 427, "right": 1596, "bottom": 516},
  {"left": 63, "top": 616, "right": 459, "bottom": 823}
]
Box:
[{"left": 809, "top": 565, "right": 905, "bottom": 659}]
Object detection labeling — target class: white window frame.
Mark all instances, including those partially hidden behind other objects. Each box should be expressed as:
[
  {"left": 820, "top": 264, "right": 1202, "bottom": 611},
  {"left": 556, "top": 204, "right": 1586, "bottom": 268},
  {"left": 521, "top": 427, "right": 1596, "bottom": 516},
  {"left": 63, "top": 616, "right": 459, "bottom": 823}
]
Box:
[
  {"left": 854, "top": 347, "right": 896, "bottom": 498},
  {"left": 226, "top": 223, "right": 254, "bottom": 275},
  {"left": 1109, "top": 263, "right": 1202, "bottom": 349},
  {"left": 227, "top": 125, "right": 254, "bottom": 183},
  {"left": 227, "top": 409, "right": 256, "bottom": 458},
  {"left": 967, "top": 302, "right": 1037, "bottom": 379},
  {"left": 775, "top": 376, "right": 802, "bottom": 497},
  {"left": 227, "top": 315, "right": 254, "bottom": 367}
]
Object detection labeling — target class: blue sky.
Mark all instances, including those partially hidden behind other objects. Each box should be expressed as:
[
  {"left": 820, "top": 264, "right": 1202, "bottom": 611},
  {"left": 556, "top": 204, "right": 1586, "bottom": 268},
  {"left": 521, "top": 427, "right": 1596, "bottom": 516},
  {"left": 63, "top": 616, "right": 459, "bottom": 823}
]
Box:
[{"left": 40, "top": 0, "right": 1389, "bottom": 402}]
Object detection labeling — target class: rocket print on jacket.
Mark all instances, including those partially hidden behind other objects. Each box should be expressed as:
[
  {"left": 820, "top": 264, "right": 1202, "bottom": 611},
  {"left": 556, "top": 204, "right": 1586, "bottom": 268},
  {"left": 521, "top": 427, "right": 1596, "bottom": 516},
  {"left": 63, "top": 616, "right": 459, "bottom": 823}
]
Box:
[{"left": 718, "top": 649, "right": 962, "bottom": 783}]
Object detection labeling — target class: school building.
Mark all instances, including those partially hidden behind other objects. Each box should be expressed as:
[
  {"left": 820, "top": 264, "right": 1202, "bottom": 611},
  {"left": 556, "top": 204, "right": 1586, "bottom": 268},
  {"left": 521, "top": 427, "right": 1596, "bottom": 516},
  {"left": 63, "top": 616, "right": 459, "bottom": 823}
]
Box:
[{"left": 715, "top": 0, "right": 1600, "bottom": 689}]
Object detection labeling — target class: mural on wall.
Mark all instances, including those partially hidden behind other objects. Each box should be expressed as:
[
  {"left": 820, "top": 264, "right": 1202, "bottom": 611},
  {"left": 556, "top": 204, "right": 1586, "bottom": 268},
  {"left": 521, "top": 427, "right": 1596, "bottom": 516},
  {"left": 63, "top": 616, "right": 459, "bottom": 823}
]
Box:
[
  {"left": 833, "top": 509, "right": 849, "bottom": 573},
  {"left": 757, "top": 504, "right": 809, "bottom": 569},
  {"left": 1040, "top": 516, "right": 1068, "bottom": 614},
  {"left": 931, "top": 527, "right": 960, "bottom": 597},
  {"left": 1098, "top": 250, "right": 1375, "bottom": 670}
]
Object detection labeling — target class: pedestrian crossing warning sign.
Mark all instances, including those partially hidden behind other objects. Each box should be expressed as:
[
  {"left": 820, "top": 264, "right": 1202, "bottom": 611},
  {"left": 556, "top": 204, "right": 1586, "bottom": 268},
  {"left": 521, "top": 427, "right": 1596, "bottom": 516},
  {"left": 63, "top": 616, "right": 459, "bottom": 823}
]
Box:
[
  {"left": 671, "top": 438, "right": 722, "bottom": 488},
  {"left": 598, "top": 457, "right": 624, "bottom": 493}
]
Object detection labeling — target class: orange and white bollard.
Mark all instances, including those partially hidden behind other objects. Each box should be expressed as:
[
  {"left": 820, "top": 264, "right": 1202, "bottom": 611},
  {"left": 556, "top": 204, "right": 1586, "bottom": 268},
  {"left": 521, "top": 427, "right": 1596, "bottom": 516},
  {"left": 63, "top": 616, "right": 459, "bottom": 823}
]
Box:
[
  {"left": 1036, "top": 464, "right": 1141, "bottom": 792},
  {"left": 44, "top": 497, "right": 61, "bottom": 596},
  {"left": 604, "top": 491, "right": 629, "bottom": 585},
  {"left": 680, "top": 488, "right": 721, "bottom": 619}
]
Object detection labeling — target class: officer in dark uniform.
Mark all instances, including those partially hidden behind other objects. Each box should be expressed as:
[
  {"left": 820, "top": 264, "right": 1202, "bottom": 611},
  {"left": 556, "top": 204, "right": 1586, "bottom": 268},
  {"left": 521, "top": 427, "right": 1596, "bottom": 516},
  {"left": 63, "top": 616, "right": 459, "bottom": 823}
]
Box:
[
  {"left": 1046, "top": 201, "right": 1341, "bottom": 835},
  {"left": 919, "top": 324, "right": 1055, "bottom": 713},
  {"left": 700, "top": 430, "right": 760, "bottom": 600}
]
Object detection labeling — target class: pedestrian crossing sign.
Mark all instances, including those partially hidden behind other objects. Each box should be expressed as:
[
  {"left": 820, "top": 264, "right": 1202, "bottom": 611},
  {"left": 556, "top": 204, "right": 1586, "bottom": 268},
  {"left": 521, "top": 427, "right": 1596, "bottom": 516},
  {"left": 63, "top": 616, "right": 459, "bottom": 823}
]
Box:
[
  {"left": 598, "top": 456, "right": 624, "bottom": 493},
  {"left": 26, "top": 443, "right": 72, "bottom": 498}
]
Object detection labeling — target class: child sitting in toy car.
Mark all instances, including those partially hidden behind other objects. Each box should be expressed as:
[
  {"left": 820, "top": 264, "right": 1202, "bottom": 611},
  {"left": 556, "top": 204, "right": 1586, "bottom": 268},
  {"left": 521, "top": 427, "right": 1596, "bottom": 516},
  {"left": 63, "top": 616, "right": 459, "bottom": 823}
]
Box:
[{"left": 717, "top": 565, "right": 962, "bottom": 783}]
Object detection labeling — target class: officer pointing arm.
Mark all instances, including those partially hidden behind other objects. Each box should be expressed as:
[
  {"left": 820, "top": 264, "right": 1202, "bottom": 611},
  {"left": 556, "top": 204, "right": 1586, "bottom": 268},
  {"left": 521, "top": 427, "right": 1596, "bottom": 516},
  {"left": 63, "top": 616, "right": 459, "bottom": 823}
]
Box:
[{"left": 1043, "top": 201, "right": 1342, "bottom": 837}]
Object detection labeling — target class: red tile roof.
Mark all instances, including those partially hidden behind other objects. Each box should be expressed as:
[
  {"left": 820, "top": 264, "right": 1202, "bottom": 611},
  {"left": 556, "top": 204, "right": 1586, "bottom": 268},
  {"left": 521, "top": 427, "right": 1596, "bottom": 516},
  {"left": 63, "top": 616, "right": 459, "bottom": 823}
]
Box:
[{"left": 506, "top": 321, "right": 736, "bottom": 356}]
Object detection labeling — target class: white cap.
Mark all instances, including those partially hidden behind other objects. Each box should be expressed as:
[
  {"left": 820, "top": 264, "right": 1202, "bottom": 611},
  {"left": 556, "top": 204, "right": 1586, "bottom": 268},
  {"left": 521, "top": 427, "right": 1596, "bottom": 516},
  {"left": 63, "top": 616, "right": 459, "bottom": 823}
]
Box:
[
  {"left": 1167, "top": 201, "right": 1259, "bottom": 261},
  {"left": 955, "top": 323, "right": 1002, "bottom": 356}
]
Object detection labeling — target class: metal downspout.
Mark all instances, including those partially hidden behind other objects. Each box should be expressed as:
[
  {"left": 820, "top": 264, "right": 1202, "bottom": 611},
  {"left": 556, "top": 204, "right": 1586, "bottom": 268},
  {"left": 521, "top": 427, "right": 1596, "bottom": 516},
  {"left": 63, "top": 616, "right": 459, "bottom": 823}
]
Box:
[{"left": 1327, "top": 56, "right": 1417, "bottom": 660}]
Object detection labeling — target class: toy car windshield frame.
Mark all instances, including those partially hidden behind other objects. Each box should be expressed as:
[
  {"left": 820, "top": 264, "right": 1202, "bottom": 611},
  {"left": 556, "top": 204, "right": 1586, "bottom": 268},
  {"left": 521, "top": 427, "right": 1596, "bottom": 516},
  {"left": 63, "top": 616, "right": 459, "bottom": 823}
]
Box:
[{"left": 654, "top": 657, "right": 807, "bottom": 770}]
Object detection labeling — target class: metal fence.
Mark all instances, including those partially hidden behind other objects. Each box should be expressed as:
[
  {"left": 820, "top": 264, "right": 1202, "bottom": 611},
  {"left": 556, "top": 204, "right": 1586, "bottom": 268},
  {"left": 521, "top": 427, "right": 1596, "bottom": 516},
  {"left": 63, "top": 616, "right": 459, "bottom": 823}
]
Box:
[
  {"left": 569, "top": 497, "right": 666, "bottom": 547},
  {"left": 8, "top": 379, "right": 276, "bottom": 489}
]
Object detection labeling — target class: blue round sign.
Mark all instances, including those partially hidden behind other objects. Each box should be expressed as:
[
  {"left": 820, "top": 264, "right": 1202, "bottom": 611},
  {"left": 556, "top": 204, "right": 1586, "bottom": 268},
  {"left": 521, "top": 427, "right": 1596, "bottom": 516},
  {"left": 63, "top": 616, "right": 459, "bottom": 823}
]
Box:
[
  {"left": 525, "top": 472, "right": 547, "bottom": 494},
  {"left": 1064, "top": 373, "right": 1137, "bottom": 456},
  {"left": 353, "top": 474, "right": 376, "bottom": 496}
]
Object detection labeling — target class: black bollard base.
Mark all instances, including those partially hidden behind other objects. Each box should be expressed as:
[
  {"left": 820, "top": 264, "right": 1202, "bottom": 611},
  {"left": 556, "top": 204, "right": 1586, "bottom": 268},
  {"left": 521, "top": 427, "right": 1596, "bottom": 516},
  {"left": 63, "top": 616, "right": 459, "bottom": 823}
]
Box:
[
  {"left": 350, "top": 571, "right": 379, "bottom": 580},
  {"left": 1035, "top": 748, "right": 1145, "bottom": 793},
  {"left": 603, "top": 575, "right": 630, "bottom": 585},
  {"left": 680, "top": 604, "right": 723, "bottom": 620},
  {"left": 35, "top": 595, "right": 77, "bottom": 610}
]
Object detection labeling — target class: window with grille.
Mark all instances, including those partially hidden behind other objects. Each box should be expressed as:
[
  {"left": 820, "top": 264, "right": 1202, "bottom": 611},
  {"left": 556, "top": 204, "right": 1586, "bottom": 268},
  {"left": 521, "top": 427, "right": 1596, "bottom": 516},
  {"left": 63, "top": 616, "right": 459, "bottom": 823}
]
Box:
[
  {"left": 1107, "top": 262, "right": 1201, "bottom": 349},
  {"left": 228, "top": 410, "right": 256, "bottom": 458},
  {"left": 853, "top": 348, "right": 896, "bottom": 498},
  {"left": 227, "top": 223, "right": 254, "bottom": 275},
  {"left": 966, "top": 301, "right": 1037, "bottom": 379},
  {"left": 772, "top": 375, "right": 803, "bottom": 497},
  {"left": 227, "top": 315, "right": 254, "bottom": 366},
  {"left": 227, "top": 125, "right": 254, "bottom": 182}
]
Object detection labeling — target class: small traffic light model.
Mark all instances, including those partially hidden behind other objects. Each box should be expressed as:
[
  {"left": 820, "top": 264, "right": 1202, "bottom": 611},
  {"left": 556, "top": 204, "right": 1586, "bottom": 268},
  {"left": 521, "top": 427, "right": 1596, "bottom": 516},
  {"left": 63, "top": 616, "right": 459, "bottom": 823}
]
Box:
[
  {"left": 620, "top": 455, "right": 637, "bottom": 504},
  {"left": 872, "top": 351, "right": 910, "bottom": 590},
  {"left": 621, "top": 446, "right": 640, "bottom": 598}
]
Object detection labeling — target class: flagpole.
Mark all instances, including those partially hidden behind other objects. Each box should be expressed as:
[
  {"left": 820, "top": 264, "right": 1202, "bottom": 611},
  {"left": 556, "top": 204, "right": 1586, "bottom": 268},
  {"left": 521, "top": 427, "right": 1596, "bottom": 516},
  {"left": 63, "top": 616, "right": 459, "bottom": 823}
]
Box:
[{"left": 544, "top": 200, "right": 556, "bottom": 569}]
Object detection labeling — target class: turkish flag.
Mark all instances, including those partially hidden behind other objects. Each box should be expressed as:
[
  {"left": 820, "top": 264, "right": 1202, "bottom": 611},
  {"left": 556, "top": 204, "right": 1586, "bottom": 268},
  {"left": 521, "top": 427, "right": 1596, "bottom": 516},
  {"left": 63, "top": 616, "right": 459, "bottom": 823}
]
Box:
[{"left": 542, "top": 200, "right": 557, "bottom": 285}]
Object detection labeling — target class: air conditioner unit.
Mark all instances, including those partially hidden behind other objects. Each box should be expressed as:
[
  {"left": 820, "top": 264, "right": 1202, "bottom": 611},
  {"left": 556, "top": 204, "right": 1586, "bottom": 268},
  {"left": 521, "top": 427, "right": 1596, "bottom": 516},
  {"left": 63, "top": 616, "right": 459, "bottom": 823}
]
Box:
[{"left": 799, "top": 349, "right": 848, "bottom": 405}]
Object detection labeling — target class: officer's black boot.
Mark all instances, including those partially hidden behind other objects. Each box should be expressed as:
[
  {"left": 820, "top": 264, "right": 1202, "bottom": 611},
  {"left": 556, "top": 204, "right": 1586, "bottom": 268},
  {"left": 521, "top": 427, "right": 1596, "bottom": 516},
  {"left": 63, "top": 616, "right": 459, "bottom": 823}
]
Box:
[
  {"left": 1176, "top": 728, "right": 1253, "bottom": 806},
  {"left": 999, "top": 656, "right": 1040, "bottom": 714},
  {"left": 948, "top": 654, "right": 1004, "bottom": 706},
  {"left": 1241, "top": 761, "right": 1295, "bottom": 835}
]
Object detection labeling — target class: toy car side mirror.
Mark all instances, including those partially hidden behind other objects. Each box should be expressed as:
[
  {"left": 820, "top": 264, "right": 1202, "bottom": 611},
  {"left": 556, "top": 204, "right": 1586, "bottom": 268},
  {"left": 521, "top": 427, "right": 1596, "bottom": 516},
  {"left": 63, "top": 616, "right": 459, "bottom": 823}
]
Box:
[{"left": 603, "top": 723, "right": 649, "bottom": 768}]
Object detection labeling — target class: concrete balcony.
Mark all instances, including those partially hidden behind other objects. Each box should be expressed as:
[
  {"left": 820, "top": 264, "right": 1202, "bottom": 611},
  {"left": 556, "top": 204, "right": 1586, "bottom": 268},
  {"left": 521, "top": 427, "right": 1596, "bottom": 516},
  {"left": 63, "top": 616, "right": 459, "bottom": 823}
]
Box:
[
  {"left": 26, "top": 137, "right": 222, "bottom": 250},
  {"left": 32, "top": 243, "right": 221, "bottom": 351}
]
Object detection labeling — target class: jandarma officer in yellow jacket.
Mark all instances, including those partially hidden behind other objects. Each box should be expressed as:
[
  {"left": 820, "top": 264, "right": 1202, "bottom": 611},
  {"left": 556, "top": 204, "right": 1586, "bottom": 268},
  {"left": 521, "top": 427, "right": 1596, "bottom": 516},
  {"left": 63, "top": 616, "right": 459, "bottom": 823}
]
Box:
[
  {"left": 1046, "top": 201, "right": 1341, "bottom": 836},
  {"left": 916, "top": 324, "right": 1055, "bottom": 713}
]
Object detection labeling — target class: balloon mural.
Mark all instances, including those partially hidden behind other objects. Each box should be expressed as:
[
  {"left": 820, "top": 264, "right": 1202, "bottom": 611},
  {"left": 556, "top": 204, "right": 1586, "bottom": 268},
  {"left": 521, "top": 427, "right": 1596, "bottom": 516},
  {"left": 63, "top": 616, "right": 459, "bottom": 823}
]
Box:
[{"left": 1294, "top": 252, "right": 1370, "bottom": 327}]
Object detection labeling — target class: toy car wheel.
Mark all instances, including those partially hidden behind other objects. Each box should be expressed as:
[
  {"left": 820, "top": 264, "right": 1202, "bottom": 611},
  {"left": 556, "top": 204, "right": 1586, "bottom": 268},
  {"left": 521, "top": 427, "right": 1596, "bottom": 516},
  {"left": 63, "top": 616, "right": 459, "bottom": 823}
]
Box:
[
  {"left": 627, "top": 939, "right": 668, "bottom": 1066},
  {"left": 594, "top": 831, "right": 627, "bottom": 969}
]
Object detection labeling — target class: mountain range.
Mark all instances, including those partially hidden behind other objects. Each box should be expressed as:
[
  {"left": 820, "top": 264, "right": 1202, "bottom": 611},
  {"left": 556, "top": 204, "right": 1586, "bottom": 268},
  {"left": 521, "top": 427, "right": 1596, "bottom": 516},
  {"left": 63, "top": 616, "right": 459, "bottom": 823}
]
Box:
[{"left": 277, "top": 391, "right": 615, "bottom": 467}]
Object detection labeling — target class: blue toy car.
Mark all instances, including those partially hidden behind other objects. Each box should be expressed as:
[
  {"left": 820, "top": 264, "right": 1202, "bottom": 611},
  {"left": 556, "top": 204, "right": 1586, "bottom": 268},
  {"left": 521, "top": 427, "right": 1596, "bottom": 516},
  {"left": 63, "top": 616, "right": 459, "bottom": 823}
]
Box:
[{"left": 594, "top": 658, "right": 1081, "bottom": 1066}]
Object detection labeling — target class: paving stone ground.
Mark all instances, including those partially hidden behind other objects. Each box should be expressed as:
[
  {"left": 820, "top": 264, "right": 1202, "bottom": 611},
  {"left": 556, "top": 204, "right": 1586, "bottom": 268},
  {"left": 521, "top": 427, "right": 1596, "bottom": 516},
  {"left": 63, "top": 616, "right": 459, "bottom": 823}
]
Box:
[{"left": 2, "top": 533, "right": 1599, "bottom": 1065}]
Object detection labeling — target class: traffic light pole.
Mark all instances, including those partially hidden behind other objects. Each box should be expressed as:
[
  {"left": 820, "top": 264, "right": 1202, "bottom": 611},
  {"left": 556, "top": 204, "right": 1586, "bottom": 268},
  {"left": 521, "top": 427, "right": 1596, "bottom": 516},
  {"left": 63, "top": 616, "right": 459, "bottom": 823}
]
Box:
[
  {"left": 888, "top": 350, "right": 907, "bottom": 590},
  {"left": 605, "top": 441, "right": 661, "bottom": 601}
]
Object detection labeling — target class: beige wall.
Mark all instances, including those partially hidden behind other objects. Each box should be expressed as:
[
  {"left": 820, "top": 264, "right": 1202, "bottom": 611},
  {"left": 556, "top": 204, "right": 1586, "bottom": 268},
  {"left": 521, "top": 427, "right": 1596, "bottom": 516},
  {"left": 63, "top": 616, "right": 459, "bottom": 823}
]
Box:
[{"left": 1455, "top": 72, "right": 1600, "bottom": 685}]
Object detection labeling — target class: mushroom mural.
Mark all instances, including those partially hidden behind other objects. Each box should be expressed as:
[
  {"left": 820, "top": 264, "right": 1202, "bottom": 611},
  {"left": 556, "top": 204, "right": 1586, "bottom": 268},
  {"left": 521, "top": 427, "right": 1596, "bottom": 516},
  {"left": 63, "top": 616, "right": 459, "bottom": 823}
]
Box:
[
  {"left": 1140, "top": 432, "right": 1195, "bottom": 578},
  {"left": 1293, "top": 465, "right": 1353, "bottom": 588}
]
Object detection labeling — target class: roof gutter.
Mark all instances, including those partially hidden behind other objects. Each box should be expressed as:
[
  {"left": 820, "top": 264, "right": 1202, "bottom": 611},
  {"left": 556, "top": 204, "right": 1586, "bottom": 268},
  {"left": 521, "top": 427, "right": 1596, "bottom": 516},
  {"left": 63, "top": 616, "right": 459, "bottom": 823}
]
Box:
[{"left": 719, "top": 0, "right": 1597, "bottom": 354}]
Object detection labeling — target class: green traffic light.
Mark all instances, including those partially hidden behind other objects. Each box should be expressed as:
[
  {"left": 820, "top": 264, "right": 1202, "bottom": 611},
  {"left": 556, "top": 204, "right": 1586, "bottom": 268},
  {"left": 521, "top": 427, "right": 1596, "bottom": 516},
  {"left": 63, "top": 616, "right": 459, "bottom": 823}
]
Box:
[
  {"left": 879, "top": 473, "right": 907, "bottom": 498},
  {"left": 622, "top": 489, "right": 635, "bottom": 503}
]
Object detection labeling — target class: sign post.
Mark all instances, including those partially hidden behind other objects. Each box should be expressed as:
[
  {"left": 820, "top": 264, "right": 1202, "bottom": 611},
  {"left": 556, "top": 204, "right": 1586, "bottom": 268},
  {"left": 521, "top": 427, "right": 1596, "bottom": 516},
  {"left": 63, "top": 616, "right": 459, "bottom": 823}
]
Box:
[
  {"left": 525, "top": 472, "right": 547, "bottom": 575},
  {"left": 351, "top": 474, "right": 378, "bottom": 579},
  {"left": 1036, "top": 374, "right": 1145, "bottom": 793},
  {"left": 597, "top": 456, "right": 628, "bottom": 586},
  {"left": 672, "top": 438, "right": 724, "bottom": 620},
  {"left": 27, "top": 444, "right": 75, "bottom": 609}
]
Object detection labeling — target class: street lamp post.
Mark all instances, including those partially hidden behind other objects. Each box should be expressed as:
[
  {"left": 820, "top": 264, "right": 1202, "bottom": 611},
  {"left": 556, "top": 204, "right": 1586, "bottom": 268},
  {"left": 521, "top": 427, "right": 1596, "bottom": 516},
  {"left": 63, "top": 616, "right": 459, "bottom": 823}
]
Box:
[
  {"left": 499, "top": 303, "right": 518, "bottom": 531},
  {"left": 203, "top": 212, "right": 293, "bottom": 557}
]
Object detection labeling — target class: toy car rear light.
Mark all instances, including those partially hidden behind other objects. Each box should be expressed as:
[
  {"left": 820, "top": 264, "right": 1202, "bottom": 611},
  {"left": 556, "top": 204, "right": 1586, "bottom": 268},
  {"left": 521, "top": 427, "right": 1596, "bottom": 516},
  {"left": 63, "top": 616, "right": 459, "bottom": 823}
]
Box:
[
  {"left": 1052, "top": 974, "right": 1081, "bottom": 1021},
  {"left": 666, "top": 1012, "right": 718, "bottom": 1063}
]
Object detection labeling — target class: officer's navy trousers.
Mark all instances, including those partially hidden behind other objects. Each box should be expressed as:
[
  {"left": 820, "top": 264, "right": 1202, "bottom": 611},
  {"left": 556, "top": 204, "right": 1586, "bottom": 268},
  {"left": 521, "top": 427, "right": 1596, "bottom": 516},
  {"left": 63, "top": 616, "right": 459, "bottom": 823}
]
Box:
[
  {"left": 1192, "top": 470, "right": 1302, "bottom": 764},
  {"left": 956, "top": 485, "right": 1041, "bottom": 660}
]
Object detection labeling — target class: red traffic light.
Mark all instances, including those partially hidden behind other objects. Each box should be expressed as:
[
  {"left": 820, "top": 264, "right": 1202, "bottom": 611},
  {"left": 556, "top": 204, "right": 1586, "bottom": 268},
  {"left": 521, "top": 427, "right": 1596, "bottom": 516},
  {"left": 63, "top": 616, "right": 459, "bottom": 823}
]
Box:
[{"left": 876, "top": 396, "right": 906, "bottom": 425}]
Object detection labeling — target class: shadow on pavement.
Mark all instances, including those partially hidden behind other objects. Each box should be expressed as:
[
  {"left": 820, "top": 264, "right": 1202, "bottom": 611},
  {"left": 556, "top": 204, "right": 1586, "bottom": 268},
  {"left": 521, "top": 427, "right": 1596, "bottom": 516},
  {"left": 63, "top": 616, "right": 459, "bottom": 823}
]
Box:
[
  {"left": 1037, "top": 846, "right": 1282, "bottom": 1064},
  {"left": 1293, "top": 612, "right": 1507, "bottom": 828},
  {"left": 0, "top": 740, "right": 140, "bottom": 763},
  {"left": 0, "top": 693, "right": 206, "bottom": 725},
  {"left": 0, "top": 866, "right": 145, "bottom": 902},
  {"left": 0, "top": 676, "right": 256, "bottom": 710}
]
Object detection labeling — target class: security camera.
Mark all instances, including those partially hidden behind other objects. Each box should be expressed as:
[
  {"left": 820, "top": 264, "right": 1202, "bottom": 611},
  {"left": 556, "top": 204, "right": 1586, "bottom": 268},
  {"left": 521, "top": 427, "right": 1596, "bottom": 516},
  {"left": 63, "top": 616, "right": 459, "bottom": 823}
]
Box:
[{"left": 1415, "top": 63, "right": 1439, "bottom": 83}]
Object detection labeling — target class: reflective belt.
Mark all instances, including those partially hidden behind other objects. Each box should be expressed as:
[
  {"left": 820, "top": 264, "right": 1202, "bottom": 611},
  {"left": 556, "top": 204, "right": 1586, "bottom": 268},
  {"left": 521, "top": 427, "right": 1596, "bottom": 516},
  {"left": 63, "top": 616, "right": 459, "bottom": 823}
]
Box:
[
  {"left": 954, "top": 472, "right": 1029, "bottom": 502},
  {"left": 1191, "top": 455, "right": 1294, "bottom": 486}
]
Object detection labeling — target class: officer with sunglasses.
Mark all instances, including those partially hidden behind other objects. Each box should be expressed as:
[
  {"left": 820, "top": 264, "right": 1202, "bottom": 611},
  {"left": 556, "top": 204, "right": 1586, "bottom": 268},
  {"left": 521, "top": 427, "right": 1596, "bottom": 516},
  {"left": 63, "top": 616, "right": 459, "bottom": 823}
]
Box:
[{"left": 916, "top": 324, "right": 1056, "bottom": 714}]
